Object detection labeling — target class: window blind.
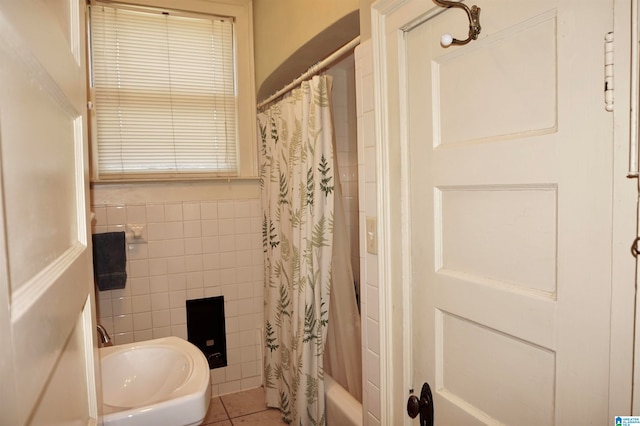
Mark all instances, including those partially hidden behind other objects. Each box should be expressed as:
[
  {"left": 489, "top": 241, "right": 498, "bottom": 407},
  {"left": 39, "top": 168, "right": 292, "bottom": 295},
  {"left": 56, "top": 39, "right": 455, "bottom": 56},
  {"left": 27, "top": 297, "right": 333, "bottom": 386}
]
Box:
[{"left": 89, "top": 3, "right": 238, "bottom": 178}]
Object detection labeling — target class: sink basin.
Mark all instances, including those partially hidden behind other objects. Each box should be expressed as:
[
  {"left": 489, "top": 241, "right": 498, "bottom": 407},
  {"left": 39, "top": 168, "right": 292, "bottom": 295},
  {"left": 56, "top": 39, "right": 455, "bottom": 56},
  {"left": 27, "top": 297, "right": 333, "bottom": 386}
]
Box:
[{"left": 100, "top": 336, "right": 211, "bottom": 426}]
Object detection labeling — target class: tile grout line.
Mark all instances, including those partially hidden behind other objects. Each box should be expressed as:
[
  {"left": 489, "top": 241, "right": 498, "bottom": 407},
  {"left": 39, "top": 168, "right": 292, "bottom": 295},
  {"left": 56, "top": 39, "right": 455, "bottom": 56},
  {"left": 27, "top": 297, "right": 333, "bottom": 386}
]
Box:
[{"left": 220, "top": 396, "right": 232, "bottom": 423}]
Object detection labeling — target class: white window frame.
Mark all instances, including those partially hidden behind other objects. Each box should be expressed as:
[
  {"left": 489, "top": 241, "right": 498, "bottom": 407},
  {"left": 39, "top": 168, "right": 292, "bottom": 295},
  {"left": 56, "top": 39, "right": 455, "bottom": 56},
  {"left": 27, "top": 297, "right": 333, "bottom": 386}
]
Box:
[{"left": 87, "top": 0, "right": 257, "bottom": 182}]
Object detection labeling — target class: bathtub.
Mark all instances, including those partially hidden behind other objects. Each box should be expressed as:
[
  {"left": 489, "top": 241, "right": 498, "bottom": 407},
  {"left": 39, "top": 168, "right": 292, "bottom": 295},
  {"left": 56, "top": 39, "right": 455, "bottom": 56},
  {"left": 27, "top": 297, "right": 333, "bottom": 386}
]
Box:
[{"left": 325, "top": 375, "right": 363, "bottom": 426}]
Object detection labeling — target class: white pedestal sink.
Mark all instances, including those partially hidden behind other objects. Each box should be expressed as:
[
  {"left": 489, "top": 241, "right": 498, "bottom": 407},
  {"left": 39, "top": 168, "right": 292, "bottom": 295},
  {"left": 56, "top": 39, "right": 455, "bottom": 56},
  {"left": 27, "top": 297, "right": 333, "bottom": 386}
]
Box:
[{"left": 100, "top": 336, "right": 211, "bottom": 426}]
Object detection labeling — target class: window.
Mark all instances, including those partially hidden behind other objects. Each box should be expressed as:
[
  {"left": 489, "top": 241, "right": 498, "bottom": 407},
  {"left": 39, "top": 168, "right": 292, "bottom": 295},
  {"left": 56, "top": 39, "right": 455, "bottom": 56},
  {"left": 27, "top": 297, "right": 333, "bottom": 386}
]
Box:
[{"left": 88, "top": 1, "right": 257, "bottom": 181}]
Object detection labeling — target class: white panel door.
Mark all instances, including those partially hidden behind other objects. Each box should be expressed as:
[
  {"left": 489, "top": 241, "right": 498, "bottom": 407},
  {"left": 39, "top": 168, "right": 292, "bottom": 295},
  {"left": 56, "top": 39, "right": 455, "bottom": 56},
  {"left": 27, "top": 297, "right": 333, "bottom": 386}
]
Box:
[
  {"left": 375, "top": 0, "right": 618, "bottom": 424},
  {"left": 0, "top": 0, "right": 97, "bottom": 424}
]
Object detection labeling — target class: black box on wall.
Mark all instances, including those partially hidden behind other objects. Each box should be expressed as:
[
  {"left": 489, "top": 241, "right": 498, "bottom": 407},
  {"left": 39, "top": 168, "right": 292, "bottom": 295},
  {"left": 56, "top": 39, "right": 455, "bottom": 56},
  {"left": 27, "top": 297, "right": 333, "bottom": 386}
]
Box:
[{"left": 186, "top": 296, "right": 227, "bottom": 369}]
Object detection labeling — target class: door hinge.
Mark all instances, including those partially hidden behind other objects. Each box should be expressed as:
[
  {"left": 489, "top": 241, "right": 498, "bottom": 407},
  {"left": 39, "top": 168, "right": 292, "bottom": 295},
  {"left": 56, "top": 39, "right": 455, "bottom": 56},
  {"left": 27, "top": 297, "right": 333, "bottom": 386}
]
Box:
[{"left": 605, "top": 31, "right": 614, "bottom": 112}]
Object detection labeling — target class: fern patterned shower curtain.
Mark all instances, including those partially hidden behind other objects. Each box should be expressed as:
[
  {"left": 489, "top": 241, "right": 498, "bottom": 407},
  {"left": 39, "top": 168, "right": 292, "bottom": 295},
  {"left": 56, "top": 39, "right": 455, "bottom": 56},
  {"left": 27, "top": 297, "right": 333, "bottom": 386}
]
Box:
[{"left": 258, "top": 75, "right": 334, "bottom": 425}]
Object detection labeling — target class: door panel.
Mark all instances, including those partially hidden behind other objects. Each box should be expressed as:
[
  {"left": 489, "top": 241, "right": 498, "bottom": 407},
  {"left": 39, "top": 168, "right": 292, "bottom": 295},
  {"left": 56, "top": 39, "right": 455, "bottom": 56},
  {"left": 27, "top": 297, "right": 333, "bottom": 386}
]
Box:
[
  {"left": 435, "top": 12, "right": 557, "bottom": 146},
  {"left": 29, "top": 316, "right": 92, "bottom": 425},
  {"left": 438, "top": 311, "right": 555, "bottom": 425},
  {"left": 438, "top": 187, "right": 557, "bottom": 294},
  {"left": 378, "top": 0, "right": 615, "bottom": 424},
  {"left": 0, "top": 0, "right": 96, "bottom": 423}
]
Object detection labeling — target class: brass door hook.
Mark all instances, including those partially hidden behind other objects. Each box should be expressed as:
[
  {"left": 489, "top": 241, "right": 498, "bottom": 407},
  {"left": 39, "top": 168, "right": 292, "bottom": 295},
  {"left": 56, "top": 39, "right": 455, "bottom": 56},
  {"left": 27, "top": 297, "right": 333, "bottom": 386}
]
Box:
[{"left": 433, "top": 0, "right": 481, "bottom": 47}]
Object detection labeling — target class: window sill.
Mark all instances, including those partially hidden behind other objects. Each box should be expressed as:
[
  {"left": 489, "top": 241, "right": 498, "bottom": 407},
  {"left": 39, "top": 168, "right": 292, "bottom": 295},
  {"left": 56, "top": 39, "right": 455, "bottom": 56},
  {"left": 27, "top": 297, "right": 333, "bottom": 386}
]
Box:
[
  {"left": 89, "top": 176, "right": 262, "bottom": 205},
  {"left": 90, "top": 176, "right": 260, "bottom": 186}
]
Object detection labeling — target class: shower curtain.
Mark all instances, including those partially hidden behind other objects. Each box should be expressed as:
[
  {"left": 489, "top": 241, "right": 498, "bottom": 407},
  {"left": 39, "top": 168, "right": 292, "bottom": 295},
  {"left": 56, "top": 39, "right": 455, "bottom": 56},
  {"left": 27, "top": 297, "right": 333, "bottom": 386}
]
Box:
[{"left": 258, "top": 74, "right": 360, "bottom": 425}]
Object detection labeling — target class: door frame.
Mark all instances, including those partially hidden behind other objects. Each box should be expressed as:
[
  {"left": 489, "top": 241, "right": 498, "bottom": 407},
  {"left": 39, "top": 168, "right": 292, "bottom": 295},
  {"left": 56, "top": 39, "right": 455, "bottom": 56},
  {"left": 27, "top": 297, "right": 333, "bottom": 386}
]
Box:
[
  {"left": 371, "top": 0, "right": 637, "bottom": 423},
  {"left": 630, "top": 0, "right": 640, "bottom": 415}
]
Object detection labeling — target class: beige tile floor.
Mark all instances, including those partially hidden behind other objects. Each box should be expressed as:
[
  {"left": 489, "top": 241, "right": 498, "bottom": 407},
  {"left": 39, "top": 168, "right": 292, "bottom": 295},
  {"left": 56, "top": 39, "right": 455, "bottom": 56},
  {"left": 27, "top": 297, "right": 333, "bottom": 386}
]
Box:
[{"left": 201, "top": 387, "right": 287, "bottom": 426}]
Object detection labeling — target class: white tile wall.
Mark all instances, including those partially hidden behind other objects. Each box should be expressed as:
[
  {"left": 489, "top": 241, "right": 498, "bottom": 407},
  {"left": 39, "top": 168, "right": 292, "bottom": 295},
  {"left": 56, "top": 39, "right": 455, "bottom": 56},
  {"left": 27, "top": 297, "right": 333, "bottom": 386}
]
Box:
[
  {"left": 92, "top": 198, "right": 264, "bottom": 396},
  {"left": 355, "top": 39, "right": 381, "bottom": 426}
]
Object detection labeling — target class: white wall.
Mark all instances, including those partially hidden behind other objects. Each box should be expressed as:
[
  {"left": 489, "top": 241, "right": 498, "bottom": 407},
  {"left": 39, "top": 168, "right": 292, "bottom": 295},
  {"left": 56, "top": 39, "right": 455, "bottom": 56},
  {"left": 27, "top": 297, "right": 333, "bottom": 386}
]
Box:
[
  {"left": 355, "top": 39, "right": 381, "bottom": 425},
  {"left": 92, "top": 184, "right": 263, "bottom": 397}
]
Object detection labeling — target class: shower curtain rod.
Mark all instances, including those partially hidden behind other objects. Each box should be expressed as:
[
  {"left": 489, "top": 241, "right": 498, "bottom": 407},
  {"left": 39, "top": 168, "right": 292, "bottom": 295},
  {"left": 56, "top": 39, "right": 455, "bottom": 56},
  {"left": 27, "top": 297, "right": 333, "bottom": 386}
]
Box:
[{"left": 256, "top": 35, "right": 361, "bottom": 109}]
